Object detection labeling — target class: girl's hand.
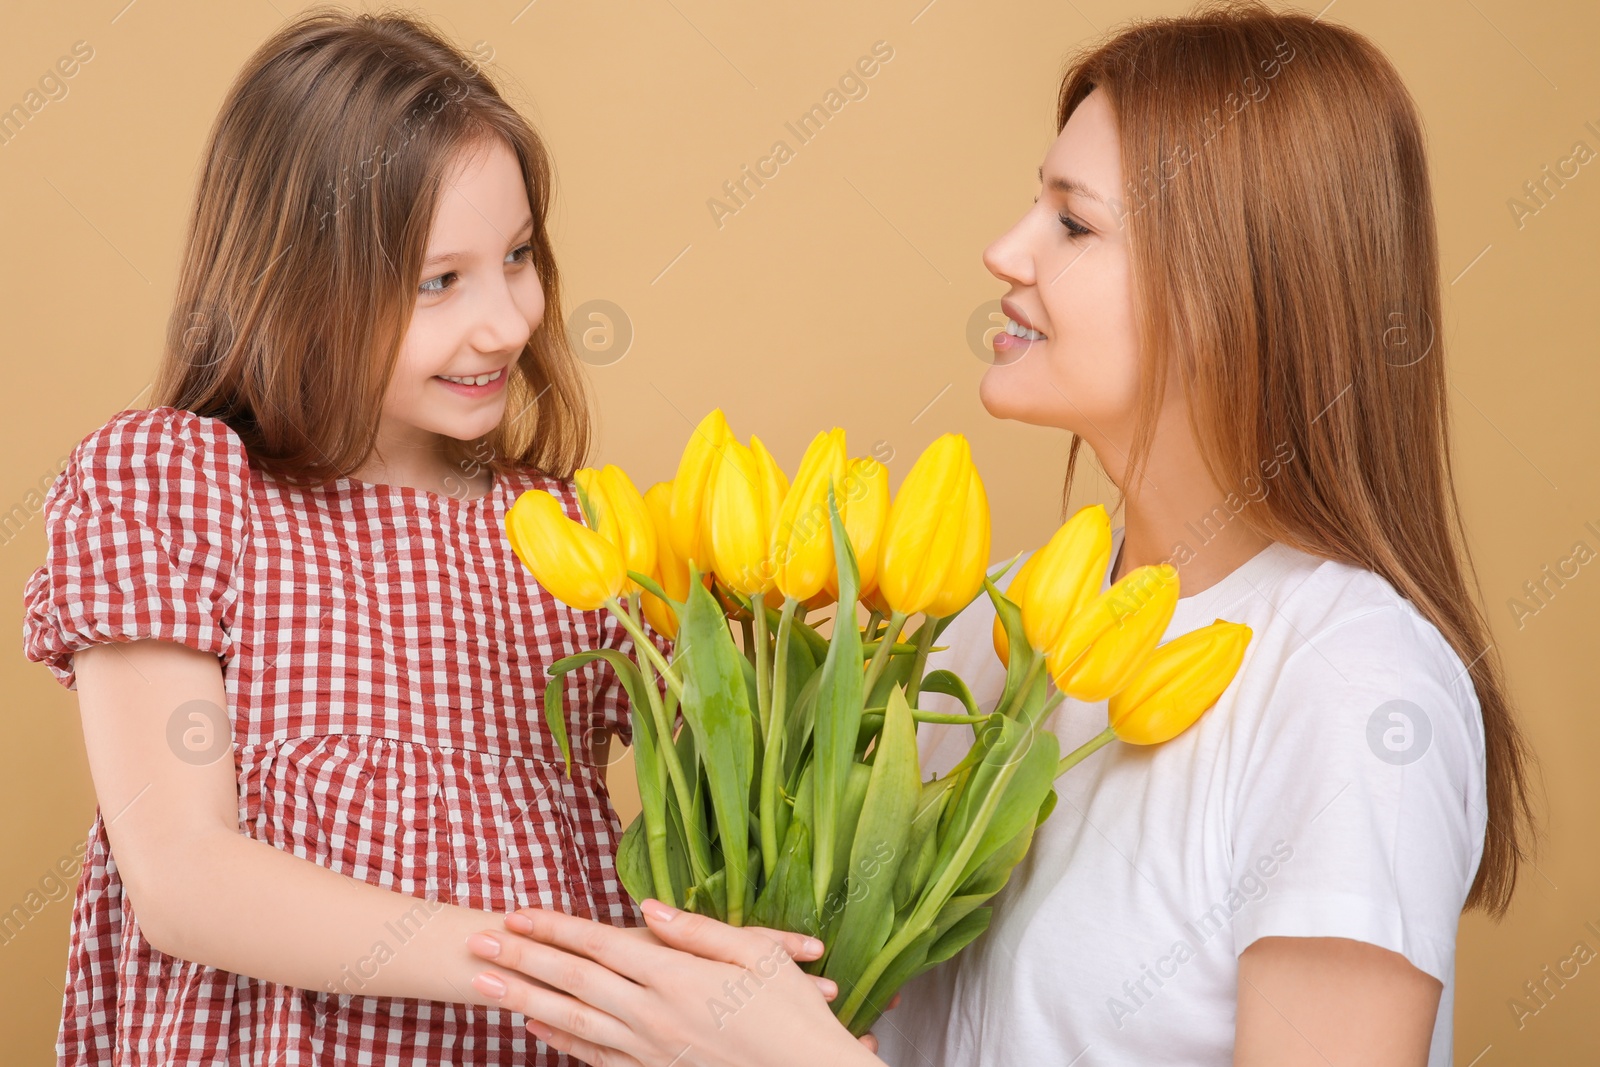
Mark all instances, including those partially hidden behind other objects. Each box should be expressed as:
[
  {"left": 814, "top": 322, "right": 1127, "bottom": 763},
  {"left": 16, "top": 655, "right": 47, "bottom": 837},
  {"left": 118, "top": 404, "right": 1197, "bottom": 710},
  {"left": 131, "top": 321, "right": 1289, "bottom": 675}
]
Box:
[{"left": 465, "top": 899, "right": 884, "bottom": 1067}]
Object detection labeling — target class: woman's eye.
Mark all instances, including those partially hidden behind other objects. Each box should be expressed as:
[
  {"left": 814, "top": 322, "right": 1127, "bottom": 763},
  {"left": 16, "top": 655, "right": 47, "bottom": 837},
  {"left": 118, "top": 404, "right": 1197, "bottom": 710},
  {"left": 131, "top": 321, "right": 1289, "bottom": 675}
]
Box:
[
  {"left": 1060, "top": 214, "right": 1091, "bottom": 238},
  {"left": 506, "top": 242, "right": 534, "bottom": 264},
  {"left": 420, "top": 271, "right": 455, "bottom": 295}
]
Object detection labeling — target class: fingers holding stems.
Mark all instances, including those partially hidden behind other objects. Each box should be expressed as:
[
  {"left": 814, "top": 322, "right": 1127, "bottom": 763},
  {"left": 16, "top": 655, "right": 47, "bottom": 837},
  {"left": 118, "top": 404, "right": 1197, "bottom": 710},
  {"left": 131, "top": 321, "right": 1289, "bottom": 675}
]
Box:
[{"left": 466, "top": 899, "right": 881, "bottom": 1067}]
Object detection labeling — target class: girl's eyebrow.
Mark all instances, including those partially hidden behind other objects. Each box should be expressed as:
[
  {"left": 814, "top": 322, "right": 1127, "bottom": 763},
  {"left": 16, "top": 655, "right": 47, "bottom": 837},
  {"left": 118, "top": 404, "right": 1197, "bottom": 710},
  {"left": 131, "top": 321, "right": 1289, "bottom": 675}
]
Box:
[
  {"left": 421, "top": 216, "right": 536, "bottom": 268},
  {"left": 1038, "top": 166, "right": 1106, "bottom": 204}
]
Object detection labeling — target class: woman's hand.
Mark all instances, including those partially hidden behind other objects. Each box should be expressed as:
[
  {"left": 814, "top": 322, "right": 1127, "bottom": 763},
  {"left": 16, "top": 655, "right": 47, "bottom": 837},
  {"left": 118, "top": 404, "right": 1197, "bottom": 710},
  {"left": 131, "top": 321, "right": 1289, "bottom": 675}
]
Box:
[{"left": 465, "top": 898, "right": 885, "bottom": 1067}]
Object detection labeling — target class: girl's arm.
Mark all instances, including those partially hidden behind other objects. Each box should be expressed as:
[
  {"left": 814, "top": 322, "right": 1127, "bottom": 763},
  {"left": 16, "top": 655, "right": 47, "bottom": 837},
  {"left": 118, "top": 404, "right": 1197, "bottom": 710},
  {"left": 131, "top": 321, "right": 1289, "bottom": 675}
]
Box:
[
  {"left": 74, "top": 637, "right": 534, "bottom": 1005},
  {"left": 1234, "top": 936, "right": 1441, "bottom": 1066}
]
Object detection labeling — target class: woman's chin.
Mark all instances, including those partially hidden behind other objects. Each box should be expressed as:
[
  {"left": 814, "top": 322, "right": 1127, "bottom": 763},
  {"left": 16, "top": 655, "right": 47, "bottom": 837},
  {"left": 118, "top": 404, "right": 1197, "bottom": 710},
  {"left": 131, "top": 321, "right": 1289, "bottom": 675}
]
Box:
[{"left": 979, "top": 366, "right": 1039, "bottom": 423}]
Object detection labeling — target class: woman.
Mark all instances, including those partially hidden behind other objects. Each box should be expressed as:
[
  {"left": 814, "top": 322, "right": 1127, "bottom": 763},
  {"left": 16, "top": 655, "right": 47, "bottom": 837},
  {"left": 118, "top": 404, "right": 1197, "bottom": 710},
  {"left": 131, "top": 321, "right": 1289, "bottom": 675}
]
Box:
[{"left": 461, "top": 3, "right": 1537, "bottom": 1064}]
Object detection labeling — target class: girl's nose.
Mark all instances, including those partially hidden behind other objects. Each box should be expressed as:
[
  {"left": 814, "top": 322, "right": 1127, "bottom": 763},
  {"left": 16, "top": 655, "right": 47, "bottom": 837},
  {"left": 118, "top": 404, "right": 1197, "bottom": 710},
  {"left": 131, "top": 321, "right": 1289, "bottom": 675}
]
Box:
[{"left": 474, "top": 278, "right": 538, "bottom": 355}]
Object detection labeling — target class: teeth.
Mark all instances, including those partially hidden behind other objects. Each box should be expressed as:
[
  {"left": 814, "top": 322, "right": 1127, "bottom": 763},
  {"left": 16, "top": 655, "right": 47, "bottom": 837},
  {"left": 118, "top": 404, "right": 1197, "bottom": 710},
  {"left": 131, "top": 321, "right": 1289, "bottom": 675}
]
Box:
[
  {"left": 1006, "top": 317, "right": 1046, "bottom": 341},
  {"left": 439, "top": 369, "right": 503, "bottom": 386}
]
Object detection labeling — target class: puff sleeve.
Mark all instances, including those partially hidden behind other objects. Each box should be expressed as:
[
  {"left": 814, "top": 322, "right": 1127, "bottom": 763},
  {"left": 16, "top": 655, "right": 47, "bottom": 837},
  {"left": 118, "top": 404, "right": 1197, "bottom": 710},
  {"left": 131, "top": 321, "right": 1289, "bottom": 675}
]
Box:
[{"left": 21, "top": 407, "right": 250, "bottom": 690}]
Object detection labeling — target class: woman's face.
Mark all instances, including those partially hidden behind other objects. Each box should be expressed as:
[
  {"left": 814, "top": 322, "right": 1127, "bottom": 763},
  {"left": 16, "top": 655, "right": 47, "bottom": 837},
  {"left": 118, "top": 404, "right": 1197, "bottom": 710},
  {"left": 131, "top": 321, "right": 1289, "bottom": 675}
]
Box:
[
  {"left": 380, "top": 135, "right": 544, "bottom": 453},
  {"left": 980, "top": 89, "right": 1143, "bottom": 457}
]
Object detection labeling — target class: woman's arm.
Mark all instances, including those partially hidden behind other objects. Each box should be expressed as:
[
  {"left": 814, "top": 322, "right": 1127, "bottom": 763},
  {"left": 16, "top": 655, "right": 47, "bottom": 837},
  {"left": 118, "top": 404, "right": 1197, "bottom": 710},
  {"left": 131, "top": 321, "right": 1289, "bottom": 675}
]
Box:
[
  {"left": 74, "top": 638, "right": 526, "bottom": 1005},
  {"left": 466, "top": 900, "right": 884, "bottom": 1067},
  {"left": 1234, "top": 936, "right": 1441, "bottom": 1067}
]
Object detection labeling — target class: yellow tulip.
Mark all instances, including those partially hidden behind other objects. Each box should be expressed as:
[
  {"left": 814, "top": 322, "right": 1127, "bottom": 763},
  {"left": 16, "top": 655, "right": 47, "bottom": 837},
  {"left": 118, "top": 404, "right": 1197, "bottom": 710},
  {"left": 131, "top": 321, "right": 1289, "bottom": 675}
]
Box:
[
  {"left": 751, "top": 435, "right": 791, "bottom": 505},
  {"left": 922, "top": 468, "right": 991, "bottom": 619},
  {"left": 1046, "top": 563, "right": 1180, "bottom": 702},
  {"left": 877, "top": 434, "right": 991, "bottom": 618},
  {"left": 641, "top": 481, "right": 686, "bottom": 639},
  {"left": 668, "top": 409, "right": 732, "bottom": 569},
  {"left": 770, "top": 428, "right": 848, "bottom": 602},
  {"left": 822, "top": 457, "right": 890, "bottom": 602},
  {"left": 575, "top": 464, "right": 657, "bottom": 589},
  {"left": 506, "top": 489, "right": 626, "bottom": 610},
  {"left": 708, "top": 439, "right": 781, "bottom": 596},
  {"left": 751, "top": 435, "right": 791, "bottom": 608},
  {"left": 992, "top": 550, "right": 1042, "bottom": 665},
  {"left": 1018, "top": 504, "right": 1113, "bottom": 652},
  {"left": 1109, "top": 620, "right": 1252, "bottom": 744}
]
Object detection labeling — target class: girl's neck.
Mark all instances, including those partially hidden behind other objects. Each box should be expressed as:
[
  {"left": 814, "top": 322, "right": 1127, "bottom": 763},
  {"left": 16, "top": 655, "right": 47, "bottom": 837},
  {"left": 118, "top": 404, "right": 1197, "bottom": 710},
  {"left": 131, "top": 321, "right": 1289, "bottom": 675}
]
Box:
[{"left": 349, "top": 432, "right": 488, "bottom": 498}]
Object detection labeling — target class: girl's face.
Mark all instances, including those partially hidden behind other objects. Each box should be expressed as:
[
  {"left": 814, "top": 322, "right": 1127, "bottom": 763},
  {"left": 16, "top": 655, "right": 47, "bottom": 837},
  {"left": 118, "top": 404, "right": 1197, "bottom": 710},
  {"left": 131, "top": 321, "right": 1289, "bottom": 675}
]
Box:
[
  {"left": 380, "top": 136, "right": 544, "bottom": 454},
  {"left": 980, "top": 89, "right": 1148, "bottom": 462}
]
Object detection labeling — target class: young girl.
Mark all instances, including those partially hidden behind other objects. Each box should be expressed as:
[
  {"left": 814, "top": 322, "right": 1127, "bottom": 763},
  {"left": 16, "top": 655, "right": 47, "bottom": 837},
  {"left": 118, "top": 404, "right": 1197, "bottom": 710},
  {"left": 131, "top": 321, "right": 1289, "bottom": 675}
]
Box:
[
  {"left": 456, "top": 5, "right": 1538, "bottom": 1066},
  {"left": 22, "top": 11, "right": 659, "bottom": 1065}
]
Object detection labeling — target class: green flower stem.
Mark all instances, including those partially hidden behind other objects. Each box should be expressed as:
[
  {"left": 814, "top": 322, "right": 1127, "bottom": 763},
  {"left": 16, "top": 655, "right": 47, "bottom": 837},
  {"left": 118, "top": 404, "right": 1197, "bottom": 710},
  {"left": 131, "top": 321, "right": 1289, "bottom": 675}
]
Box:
[
  {"left": 998, "top": 655, "right": 1046, "bottom": 720},
  {"left": 759, "top": 596, "right": 800, "bottom": 875},
  {"left": 604, "top": 597, "right": 704, "bottom": 884},
  {"left": 751, "top": 595, "right": 772, "bottom": 738},
  {"left": 603, "top": 597, "right": 685, "bottom": 700},
  {"left": 623, "top": 599, "right": 678, "bottom": 906},
  {"left": 906, "top": 617, "right": 938, "bottom": 700},
  {"left": 911, "top": 710, "right": 991, "bottom": 725},
  {"left": 864, "top": 609, "right": 883, "bottom": 642},
  {"left": 862, "top": 610, "right": 908, "bottom": 694},
  {"left": 1057, "top": 725, "right": 1117, "bottom": 777}
]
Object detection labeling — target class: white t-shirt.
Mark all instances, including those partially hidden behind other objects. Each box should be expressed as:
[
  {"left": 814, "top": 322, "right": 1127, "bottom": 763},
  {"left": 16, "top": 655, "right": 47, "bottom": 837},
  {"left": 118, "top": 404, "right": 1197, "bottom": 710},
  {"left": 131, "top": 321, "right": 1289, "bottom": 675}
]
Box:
[{"left": 875, "top": 527, "right": 1486, "bottom": 1067}]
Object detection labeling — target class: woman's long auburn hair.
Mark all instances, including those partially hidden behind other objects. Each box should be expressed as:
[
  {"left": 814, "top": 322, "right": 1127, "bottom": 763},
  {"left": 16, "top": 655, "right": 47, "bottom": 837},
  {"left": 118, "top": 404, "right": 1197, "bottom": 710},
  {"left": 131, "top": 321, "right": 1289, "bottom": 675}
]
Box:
[
  {"left": 1056, "top": 0, "right": 1537, "bottom": 917},
  {"left": 152, "top": 8, "right": 592, "bottom": 484}
]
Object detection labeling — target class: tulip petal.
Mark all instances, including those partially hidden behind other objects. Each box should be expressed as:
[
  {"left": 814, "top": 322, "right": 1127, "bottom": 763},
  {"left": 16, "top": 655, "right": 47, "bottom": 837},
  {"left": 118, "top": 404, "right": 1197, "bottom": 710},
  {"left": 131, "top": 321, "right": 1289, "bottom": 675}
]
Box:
[
  {"left": 1047, "top": 563, "right": 1180, "bottom": 701},
  {"left": 669, "top": 409, "right": 731, "bottom": 568},
  {"left": 1019, "top": 504, "right": 1112, "bottom": 652},
  {"left": 1109, "top": 620, "right": 1252, "bottom": 744},
  {"left": 506, "top": 489, "right": 626, "bottom": 610}
]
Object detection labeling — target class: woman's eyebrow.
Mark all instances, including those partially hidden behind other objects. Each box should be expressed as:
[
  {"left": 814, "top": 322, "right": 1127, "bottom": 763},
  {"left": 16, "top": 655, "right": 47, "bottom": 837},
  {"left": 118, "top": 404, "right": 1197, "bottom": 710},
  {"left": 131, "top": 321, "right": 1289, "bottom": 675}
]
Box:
[{"left": 1038, "top": 166, "right": 1106, "bottom": 204}]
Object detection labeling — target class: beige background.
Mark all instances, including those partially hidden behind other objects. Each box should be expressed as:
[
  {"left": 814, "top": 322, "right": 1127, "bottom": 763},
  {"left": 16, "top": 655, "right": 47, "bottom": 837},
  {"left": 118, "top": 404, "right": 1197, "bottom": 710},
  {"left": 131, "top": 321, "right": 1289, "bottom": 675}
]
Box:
[{"left": 3, "top": 0, "right": 1596, "bottom": 1062}]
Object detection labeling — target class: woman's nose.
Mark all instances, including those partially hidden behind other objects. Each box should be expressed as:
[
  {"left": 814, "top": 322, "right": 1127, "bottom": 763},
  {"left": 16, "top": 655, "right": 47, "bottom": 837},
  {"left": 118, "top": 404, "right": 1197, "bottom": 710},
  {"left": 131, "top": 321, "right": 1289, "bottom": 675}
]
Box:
[{"left": 982, "top": 211, "right": 1037, "bottom": 288}]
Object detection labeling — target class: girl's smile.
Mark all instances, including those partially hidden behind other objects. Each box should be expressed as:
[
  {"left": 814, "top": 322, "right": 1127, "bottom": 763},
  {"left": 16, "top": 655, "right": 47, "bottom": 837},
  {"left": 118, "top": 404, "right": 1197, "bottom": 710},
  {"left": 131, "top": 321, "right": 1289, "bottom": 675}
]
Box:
[{"left": 433, "top": 365, "right": 511, "bottom": 397}]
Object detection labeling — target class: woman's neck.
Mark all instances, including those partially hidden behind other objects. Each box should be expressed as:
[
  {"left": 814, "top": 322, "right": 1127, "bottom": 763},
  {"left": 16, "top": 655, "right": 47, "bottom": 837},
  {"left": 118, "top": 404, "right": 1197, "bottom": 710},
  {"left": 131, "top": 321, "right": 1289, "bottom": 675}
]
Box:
[{"left": 1102, "top": 439, "right": 1276, "bottom": 598}]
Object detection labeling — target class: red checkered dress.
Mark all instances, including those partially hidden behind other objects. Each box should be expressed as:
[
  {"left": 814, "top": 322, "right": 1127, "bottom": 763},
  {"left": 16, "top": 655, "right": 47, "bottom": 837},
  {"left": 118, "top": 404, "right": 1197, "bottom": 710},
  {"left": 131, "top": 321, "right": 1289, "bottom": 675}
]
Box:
[{"left": 22, "top": 405, "right": 653, "bottom": 1065}]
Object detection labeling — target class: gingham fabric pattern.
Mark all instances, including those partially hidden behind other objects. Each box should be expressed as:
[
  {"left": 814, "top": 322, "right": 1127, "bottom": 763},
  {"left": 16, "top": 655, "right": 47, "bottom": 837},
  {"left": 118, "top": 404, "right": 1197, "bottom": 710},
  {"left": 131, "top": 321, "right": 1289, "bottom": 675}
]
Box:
[{"left": 22, "top": 405, "right": 657, "bottom": 1065}]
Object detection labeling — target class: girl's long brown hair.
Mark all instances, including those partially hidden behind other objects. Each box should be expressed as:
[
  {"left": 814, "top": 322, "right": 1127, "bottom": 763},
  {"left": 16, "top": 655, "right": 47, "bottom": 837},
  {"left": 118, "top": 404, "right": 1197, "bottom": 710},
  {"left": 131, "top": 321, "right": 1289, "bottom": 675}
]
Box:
[
  {"left": 1056, "top": 0, "right": 1537, "bottom": 916},
  {"left": 153, "top": 7, "right": 592, "bottom": 483}
]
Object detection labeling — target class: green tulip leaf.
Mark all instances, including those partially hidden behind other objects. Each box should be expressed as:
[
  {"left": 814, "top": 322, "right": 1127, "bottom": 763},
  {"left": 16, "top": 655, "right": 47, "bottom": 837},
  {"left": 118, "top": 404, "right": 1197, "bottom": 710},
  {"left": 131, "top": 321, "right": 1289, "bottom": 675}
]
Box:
[
  {"left": 810, "top": 491, "right": 866, "bottom": 914},
  {"left": 677, "top": 570, "right": 757, "bottom": 925},
  {"left": 822, "top": 685, "right": 921, "bottom": 986},
  {"left": 920, "top": 669, "right": 985, "bottom": 721},
  {"left": 625, "top": 569, "right": 682, "bottom": 614},
  {"left": 894, "top": 780, "right": 953, "bottom": 915},
  {"left": 615, "top": 813, "right": 653, "bottom": 904},
  {"left": 985, "top": 573, "right": 1036, "bottom": 718},
  {"left": 545, "top": 648, "right": 653, "bottom": 778}
]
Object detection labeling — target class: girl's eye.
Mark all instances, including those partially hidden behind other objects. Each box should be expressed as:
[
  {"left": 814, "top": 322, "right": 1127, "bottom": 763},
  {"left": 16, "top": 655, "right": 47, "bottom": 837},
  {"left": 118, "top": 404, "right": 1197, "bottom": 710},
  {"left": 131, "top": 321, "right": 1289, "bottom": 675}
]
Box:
[
  {"left": 419, "top": 244, "right": 533, "bottom": 294},
  {"left": 1060, "top": 214, "right": 1091, "bottom": 238},
  {"left": 419, "top": 271, "right": 456, "bottom": 295}
]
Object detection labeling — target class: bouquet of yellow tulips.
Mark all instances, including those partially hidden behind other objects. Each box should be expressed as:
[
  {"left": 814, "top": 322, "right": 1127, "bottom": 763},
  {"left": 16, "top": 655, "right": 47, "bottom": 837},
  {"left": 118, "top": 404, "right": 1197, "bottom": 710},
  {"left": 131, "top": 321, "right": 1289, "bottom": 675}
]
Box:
[{"left": 504, "top": 410, "right": 1252, "bottom": 1036}]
